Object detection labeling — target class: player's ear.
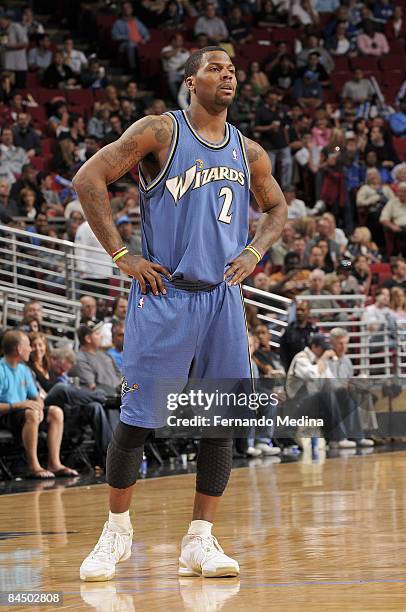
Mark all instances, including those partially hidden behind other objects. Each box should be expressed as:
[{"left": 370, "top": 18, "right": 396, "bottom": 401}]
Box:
[{"left": 185, "top": 76, "right": 195, "bottom": 94}]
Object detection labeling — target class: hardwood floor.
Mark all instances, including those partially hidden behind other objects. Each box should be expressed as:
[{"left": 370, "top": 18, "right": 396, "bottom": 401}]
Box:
[{"left": 2, "top": 451, "right": 406, "bottom": 611}]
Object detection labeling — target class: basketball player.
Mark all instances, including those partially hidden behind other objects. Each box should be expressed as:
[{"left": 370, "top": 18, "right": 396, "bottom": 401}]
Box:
[{"left": 74, "top": 47, "right": 287, "bottom": 581}]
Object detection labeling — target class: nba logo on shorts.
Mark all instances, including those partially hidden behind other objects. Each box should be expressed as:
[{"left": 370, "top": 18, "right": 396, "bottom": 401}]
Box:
[
  {"left": 232, "top": 148, "right": 238, "bottom": 160},
  {"left": 138, "top": 297, "right": 145, "bottom": 309}
]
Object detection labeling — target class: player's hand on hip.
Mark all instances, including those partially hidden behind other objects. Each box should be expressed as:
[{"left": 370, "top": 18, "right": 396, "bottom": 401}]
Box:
[
  {"left": 117, "top": 254, "right": 171, "bottom": 295},
  {"left": 224, "top": 251, "right": 257, "bottom": 286}
]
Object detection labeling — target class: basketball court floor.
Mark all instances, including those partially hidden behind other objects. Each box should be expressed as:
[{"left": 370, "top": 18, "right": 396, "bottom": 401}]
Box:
[{"left": 1, "top": 450, "right": 406, "bottom": 611}]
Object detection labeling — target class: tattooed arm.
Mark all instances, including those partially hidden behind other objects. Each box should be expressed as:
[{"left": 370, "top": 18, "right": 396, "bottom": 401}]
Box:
[
  {"left": 72, "top": 115, "right": 173, "bottom": 294},
  {"left": 225, "top": 137, "right": 287, "bottom": 286}
]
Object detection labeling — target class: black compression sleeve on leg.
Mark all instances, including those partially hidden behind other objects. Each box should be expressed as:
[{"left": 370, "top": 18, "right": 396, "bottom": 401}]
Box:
[
  {"left": 106, "top": 421, "right": 152, "bottom": 489},
  {"left": 196, "top": 438, "right": 233, "bottom": 497}
]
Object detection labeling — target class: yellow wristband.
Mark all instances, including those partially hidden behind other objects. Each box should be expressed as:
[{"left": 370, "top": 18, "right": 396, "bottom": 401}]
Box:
[
  {"left": 113, "top": 248, "right": 129, "bottom": 263},
  {"left": 244, "top": 245, "right": 262, "bottom": 263}
]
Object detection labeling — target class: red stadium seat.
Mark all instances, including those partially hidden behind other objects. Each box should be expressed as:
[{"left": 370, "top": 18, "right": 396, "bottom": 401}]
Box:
[
  {"left": 351, "top": 56, "right": 380, "bottom": 72},
  {"left": 370, "top": 263, "right": 391, "bottom": 285},
  {"left": 41, "top": 138, "right": 55, "bottom": 157},
  {"left": 26, "top": 71, "right": 40, "bottom": 88},
  {"left": 65, "top": 89, "right": 94, "bottom": 111},
  {"left": 241, "top": 44, "right": 274, "bottom": 63},
  {"left": 380, "top": 55, "right": 403, "bottom": 72},
  {"left": 332, "top": 56, "right": 349, "bottom": 72},
  {"left": 27, "top": 106, "right": 47, "bottom": 129},
  {"left": 393, "top": 136, "right": 406, "bottom": 160}
]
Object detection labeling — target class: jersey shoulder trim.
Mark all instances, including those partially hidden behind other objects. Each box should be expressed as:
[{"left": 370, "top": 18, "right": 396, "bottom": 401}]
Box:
[
  {"left": 139, "top": 111, "right": 179, "bottom": 193},
  {"left": 235, "top": 129, "right": 251, "bottom": 188}
]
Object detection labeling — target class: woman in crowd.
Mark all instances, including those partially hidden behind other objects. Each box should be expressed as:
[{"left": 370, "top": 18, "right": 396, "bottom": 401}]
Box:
[
  {"left": 18, "top": 187, "right": 37, "bottom": 220},
  {"left": 28, "top": 331, "right": 55, "bottom": 392},
  {"left": 248, "top": 61, "right": 270, "bottom": 97},
  {"left": 346, "top": 226, "right": 381, "bottom": 262},
  {"left": 389, "top": 287, "right": 406, "bottom": 327}
]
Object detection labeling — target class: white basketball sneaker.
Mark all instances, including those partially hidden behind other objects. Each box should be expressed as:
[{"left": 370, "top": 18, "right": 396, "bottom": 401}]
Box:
[
  {"left": 178, "top": 533, "right": 239, "bottom": 578},
  {"left": 80, "top": 522, "right": 133, "bottom": 582}
]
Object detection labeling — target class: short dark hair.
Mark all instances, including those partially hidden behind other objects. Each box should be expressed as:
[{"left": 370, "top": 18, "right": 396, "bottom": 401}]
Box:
[
  {"left": 2, "top": 330, "right": 24, "bottom": 356},
  {"left": 184, "top": 46, "right": 229, "bottom": 80}
]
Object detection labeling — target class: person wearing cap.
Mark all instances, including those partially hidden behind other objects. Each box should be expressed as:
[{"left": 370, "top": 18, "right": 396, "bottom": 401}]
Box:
[
  {"left": 116, "top": 214, "right": 142, "bottom": 255},
  {"left": 293, "top": 70, "right": 323, "bottom": 109},
  {"left": 286, "top": 333, "right": 357, "bottom": 448},
  {"left": 69, "top": 321, "right": 122, "bottom": 395},
  {"left": 297, "top": 51, "right": 330, "bottom": 86},
  {"left": 284, "top": 184, "right": 307, "bottom": 219},
  {"left": 0, "top": 10, "right": 28, "bottom": 89}
]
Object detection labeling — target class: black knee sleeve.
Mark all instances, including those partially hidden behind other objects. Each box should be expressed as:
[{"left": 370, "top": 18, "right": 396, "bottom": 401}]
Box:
[
  {"left": 106, "top": 422, "right": 152, "bottom": 489},
  {"left": 196, "top": 438, "right": 233, "bottom": 497}
]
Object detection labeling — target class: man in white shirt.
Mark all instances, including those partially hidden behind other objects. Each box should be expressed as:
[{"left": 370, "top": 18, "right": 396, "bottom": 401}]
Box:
[
  {"left": 74, "top": 221, "right": 114, "bottom": 296},
  {"left": 28, "top": 33, "right": 52, "bottom": 71},
  {"left": 194, "top": 3, "right": 229, "bottom": 42},
  {"left": 284, "top": 184, "right": 307, "bottom": 219},
  {"left": 161, "top": 33, "right": 190, "bottom": 102},
  {"left": 63, "top": 36, "right": 88, "bottom": 74},
  {"left": 286, "top": 334, "right": 356, "bottom": 447},
  {"left": 0, "top": 127, "right": 29, "bottom": 182},
  {"left": 0, "top": 10, "right": 28, "bottom": 88}
]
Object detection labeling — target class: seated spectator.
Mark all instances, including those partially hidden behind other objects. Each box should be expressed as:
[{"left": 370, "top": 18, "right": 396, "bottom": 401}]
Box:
[
  {"left": 268, "top": 55, "right": 296, "bottom": 92},
  {"left": 327, "top": 328, "right": 374, "bottom": 446},
  {"left": 103, "top": 85, "right": 121, "bottom": 113},
  {"left": 28, "top": 331, "right": 54, "bottom": 391},
  {"left": 389, "top": 286, "right": 406, "bottom": 326},
  {"left": 111, "top": 1, "right": 150, "bottom": 71},
  {"left": 362, "top": 287, "right": 397, "bottom": 349},
  {"left": 382, "top": 258, "right": 406, "bottom": 291},
  {"left": 0, "top": 177, "right": 19, "bottom": 220},
  {"left": 297, "top": 51, "right": 330, "bottom": 87},
  {"left": 42, "top": 51, "right": 77, "bottom": 89},
  {"left": 365, "top": 125, "right": 398, "bottom": 169},
  {"left": 99, "top": 295, "right": 128, "bottom": 348},
  {"left": 301, "top": 269, "right": 346, "bottom": 321},
  {"left": 87, "top": 104, "right": 111, "bottom": 140},
  {"left": 116, "top": 214, "right": 142, "bottom": 254},
  {"left": 305, "top": 217, "right": 341, "bottom": 263},
  {"left": 18, "top": 187, "right": 37, "bottom": 220},
  {"left": 106, "top": 322, "right": 124, "bottom": 373},
  {"left": 257, "top": 0, "right": 287, "bottom": 28},
  {"left": 364, "top": 150, "right": 393, "bottom": 185},
  {"left": 103, "top": 115, "right": 123, "bottom": 146},
  {"left": 291, "top": 0, "right": 319, "bottom": 27},
  {"left": 254, "top": 90, "right": 292, "bottom": 188},
  {"left": 159, "top": 0, "right": 185, "bottom": 30},
  {"left": 325, "top": 20, "right": 353, "bottom": 56},
  {"left": 124, "top": 80, "right": 146, "bottom": 117},
  {"left": 80, "top": 295, "right": 98, "bottom": 325},
  {"left": 311, "top": 115, "right": 331, "bottom": 149},
  {"left": 380, "top": 183, "right": 406, "bottom": 254},
  {"left": 194, "top": 2, "right": 229, "bottom": 42},
  {"left": 279, "top": 299, "right": 319, "bottom": 370},
  {"left": 229, "top": 83, "right": 257, "bottom": 136},
  {"left": 307, "top": 244, "right": 329, "bottom": 272},
  {"left": 296, "top": 33, "right": 335, "bottom": 74},
  {"left": 285, "top": 184, "right": 307, "bottom": 219},
  {"left": 0, "top": 330, "right": 78, "bottom": 479},
  {"left": 348, "top": 255, "right": 372, "bottom": 294},
  {"left": 37, "top": 172, "right": 62, "bottom": 211},
  {"left": 48, "top": 100, "right": 70, "bottom": 137},
  {"left": 0, "top": 10, "right": 28, "bottom": 89},
  {"left": 346, "top": 226, "right": 381, "bottom": 263},
  {"left": 20, "top": 6, "right": 44, "bottom": 39},
  {"left": 161, "top": 33, "right": 190, "bottom": 102},
  {"left": 389, "top": 97, "right": 406, "bottom": 137},
  {"left": 292, "top": 235, "right": 307, "bottom": 264},
  {"left": 385, "top": 5, "right": 406, "bottom": 40},
  {"left": 342, "top": 69, "right": 375, "bottom": 104},
  {"left": 270, "top": 222, "right": 296, "bottom": 267},
  {"left": 0, "top": 126, "right": 29, "bottom": 182},
  {"left": 27, "top": 33, "right": 52, "bottom": 71},
  {"left": 253, "top": 323, "right": 285, "bottom": 378},
  {"left": 293, "top": 71, "right": 323, "bottom": 109},
  {"left": 286, "top": 333, "right": 357, "bottom": 449},
  {"left": 357, "top": 167, "right": 394, "bottom": 215},
  {"left": 227, "top": 6, "right": 252, "bottom": 44},
  {"left": 20, "top": 300, "right": 46, "bottom": 334},
  {"left": 81, "top": 57, "right": 107, "bottom": 90},
  {"left": 269, "top": 251, "right": 311, "bottom": 298},
  {"left": 12, "top": 112, "right": 42, "bottom": 158},
  {"left": 248, "top": 61, "right": 270, "bottom": 97},
  {"left": 69, "top": 321, "right": 121, "bottom": 394},
  {"left": 63, "top": 36, "right": 88, "bottom": 75},
  {"left": 357, "top": 19, "right": 390, "bottom": 56}
]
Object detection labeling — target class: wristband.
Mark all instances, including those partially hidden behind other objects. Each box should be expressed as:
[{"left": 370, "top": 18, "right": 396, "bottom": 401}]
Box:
[
  {"left": 112, "top": 247, "right": 129, "bottom": 263},
  {"left": 244, "top": 245, "right": 262, "bottom": 263}
]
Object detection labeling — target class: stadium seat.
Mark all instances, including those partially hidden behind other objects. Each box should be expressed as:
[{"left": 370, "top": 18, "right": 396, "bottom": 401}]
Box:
[
  {"left": 28, "top": 106, "right": 48, "bottom": 130},
  {"left": 351, "top": 56, "right": 380, "bottom": 72},
  {"left": 380, "top": 55, "right": 403, "bottom": 72},
  {"left": 241, "top": 44, "right": 274, "bottom": 63},
  {"left": 332, "top": 56, "right": 349, "bottom": 72},
  {"left": 393, "top": 137, "right": 406, "bottom": 160},
  {"left": 65, "top": 89, "right": 94, "bottom": 112}
]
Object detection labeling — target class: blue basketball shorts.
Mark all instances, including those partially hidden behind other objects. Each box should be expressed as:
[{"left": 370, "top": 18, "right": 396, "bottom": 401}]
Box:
[{"left": 119, "top": 280, "right": 253, "bottom": 428}]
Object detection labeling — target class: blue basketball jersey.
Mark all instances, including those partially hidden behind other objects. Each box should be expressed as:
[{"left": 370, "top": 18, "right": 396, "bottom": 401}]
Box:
[{"left": 138, "top": 109, "right": 251, "bottom": 285}]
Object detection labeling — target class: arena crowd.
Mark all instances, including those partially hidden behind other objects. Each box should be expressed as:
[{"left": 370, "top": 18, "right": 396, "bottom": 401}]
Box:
[{"left": 0, "top": 0, "right": 405, "bottom": 476}]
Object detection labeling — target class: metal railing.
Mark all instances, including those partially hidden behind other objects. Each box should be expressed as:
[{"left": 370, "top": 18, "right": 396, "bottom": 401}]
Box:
[{"left": 0, "top": 223, "right": 399, "bottom": 377}]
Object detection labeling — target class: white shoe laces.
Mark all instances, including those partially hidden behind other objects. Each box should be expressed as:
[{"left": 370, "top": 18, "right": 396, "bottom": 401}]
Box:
[
  {"left": 193, "top": 534, "right": 225, "bottom": 562},
  {"left": 91, "top": 528, "right": 123, "bottom": 563}
]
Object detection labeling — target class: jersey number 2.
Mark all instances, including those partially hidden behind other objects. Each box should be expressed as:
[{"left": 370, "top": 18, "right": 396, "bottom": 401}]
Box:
[{"left": 218, "top": 187, "right": 233, "bottom": 224}]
